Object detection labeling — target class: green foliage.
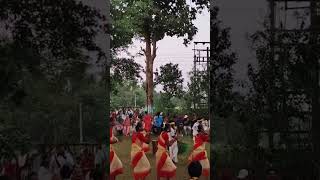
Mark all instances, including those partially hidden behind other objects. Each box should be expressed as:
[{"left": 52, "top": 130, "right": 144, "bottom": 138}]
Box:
[
  {"left": 0, "top": 0, "right": 108, "bottom": 149},
  {"left": 0, "top": 124, "right": 31, "bottom": 159},
  {"left": 111, "top": 0, "right": 208, "bottom": 45},
  {"left": 186, "top": 70, "right": 208, "bottom": 113},
  {"left": 210, "top": 6, "right": 236, "bottom": 118},
  {"left": 111, "top": 81, "right": 146, "bottom": 109},
  {"left": 0, "top": 0, "right": 105, "bottom": 59},
  {"left": 111, "top": 57, "right": 142, "bottom": 89},
  {"left": 244, "top": 17, "right": 320, "bottom": 150},
  {"left": 155, "top": 63, "right": 184, "bottom": 98}
]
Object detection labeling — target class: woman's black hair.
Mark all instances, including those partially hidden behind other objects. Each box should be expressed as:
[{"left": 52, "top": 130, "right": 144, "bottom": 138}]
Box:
[
  {"left": 164, "top": 123, "right": 171, "bottom": 132},
  {"left": 188, "top": 161, "right": 202, "bottom": 178},
  {"left": 197, "top": 123, "right": 204, "bottom": 132},
  {"left": 135, "top": 121, "right": 143, "bottom": 132}
]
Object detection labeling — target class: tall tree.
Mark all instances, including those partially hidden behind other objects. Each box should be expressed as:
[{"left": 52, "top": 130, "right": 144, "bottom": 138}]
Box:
[
  {"left": 0, "top": 0, "right": 106, "bottom": 100},
  {"left": 111, "top": 0, "right": 209, "bottom": 113},
  {"left": 0, "top": 0, "right": 108, "bottom": 146},
  {"left": 209, "top": 6, "right": 236, "bottom": 117}
]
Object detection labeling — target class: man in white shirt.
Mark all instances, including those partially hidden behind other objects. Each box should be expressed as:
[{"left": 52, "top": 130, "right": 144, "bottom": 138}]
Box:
[{"left": 192, "top": 119, "right": 200, "bottom": 143}]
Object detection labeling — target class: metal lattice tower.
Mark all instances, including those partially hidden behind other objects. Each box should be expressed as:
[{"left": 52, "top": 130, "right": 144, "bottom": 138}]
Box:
[
  {"left": 192, "top": 41, "right": 210, "bottom": 112},
  {"left": 268, "top": 0, "right": 320, "bottom": 157}
]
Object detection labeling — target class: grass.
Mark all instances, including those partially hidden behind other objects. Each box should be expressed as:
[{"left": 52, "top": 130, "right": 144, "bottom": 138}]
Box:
[{"left": 112, "top": 135, "right": 210, "bottom": 180}]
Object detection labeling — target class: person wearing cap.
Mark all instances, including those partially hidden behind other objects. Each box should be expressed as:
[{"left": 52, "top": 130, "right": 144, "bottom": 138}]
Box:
[
  {"left": 110, "top": 121, "right": 123, "bottom": 180},
  {"left": 169, "top": 122, "right": 178, "bottom": 164},
  {"left": 188, "top": 161, "right": 202, "bottom": 180},
  {"left": 156, "top": 124, "right": 177, "bottom": 180},
  {"left": 188, "top": 124, "right": 210, "bottom": 177},
  {"left": 131, "top": 122, "right": 151, "bottom": 180}
]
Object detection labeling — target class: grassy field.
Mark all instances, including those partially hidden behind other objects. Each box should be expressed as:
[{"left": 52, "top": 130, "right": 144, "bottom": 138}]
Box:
[{"left": 112, "top": 135, "right": 210, "bottom": 180}]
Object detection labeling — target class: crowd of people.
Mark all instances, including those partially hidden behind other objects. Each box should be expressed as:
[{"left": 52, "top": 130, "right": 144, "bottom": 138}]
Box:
[
  {"left": 110, "top": 109, "right": 211, "bottom": 180},
  {"left": 0, "top": 145, "right": 107, "bottom": 180},
  {"left": 111, "top": 108, "right": 210, "bottom": 138}
]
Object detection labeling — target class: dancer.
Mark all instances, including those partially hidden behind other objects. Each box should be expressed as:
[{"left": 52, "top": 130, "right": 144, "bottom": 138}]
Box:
[
  {"left": 156, "top": 124, "right": 177, "bottom": 180},
  {"left": 143, "top": 111, "right": 152, "bottom": 133},
  {"left": 141, "top": 121, "right": 150, "bottom": 152},
  {"left": 188, "top": 123, "right": 210, "bottom": 178},
  {"left": 169, "top": 122, "right": 178, "bottom": 164},
  {"left": 123, "top": 114, "right": 131, "bottom": 136},
  {"left": 110, "top": 122, "right": 123, "bottom": 180},
  {"left": 131, "top": 122, "right": 151, "bottom": 180}
]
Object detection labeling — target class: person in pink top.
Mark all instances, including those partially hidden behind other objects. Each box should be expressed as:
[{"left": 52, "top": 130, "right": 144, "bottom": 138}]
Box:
[
  {"left": 143, "top": 111, "right": 152, "bottom": 132},
  {"left": 123, "top": 115, "right": 131, "bottom": 136}
]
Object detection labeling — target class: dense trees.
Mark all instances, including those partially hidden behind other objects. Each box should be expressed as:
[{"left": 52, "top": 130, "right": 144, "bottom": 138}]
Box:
[
  {"left": 0, "top": 0, "right": 109, "bottom": 157},
  {"left": 111, "top": 0, "right": 209, "bottom": 113}
]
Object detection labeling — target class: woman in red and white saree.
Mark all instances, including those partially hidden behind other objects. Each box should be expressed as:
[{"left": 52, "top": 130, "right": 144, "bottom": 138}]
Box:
[
  {"left": 156, "top": 124, "right": 177, "bottom": 180},
  {"left": 131, "top": 122, "right": 151, "bottom": 180},
  {"left": 188, "top": 124, "right": 210, "bottom": 178},
  {"left": 123, "top": 115, "right": 131, "bottom": 136},
  {"left": 110, "top": 126, "right": 123, "bottom": 180},
  {"left": 141, "top": 121, "right": 150, "bottom": 153}
]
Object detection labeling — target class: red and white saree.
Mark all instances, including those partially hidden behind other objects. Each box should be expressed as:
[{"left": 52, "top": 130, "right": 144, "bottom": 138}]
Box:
[
  {"left": 141, "top": 130, "right": 150, "bottom": 152},
  {"left": 156, "top": 132, "right": 177, "bottom": 178},
  {"left": 188, "top": 133, "right": 210, "bottom": 176},
  {"left": 110, "top": 129, "right": 124, "bottom": 177},
  {"left": 131, "top": 132, "right": 151, "bottom": 180}
]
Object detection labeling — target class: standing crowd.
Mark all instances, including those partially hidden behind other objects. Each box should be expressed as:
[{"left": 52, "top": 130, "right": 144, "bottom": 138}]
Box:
[
  {"left": 0, "top": 145, "right": 107, "bottom": 180},
  {"left": 110, "top": 108, "right": 211, "bottom": 180},
  {"left": 111, "top": 108, "right": 210, "bottom": 138}
]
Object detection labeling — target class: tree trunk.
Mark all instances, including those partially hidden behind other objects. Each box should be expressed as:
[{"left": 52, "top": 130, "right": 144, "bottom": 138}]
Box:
[{"left": 145, "top": 35, "right": 156, "bottom": 114}]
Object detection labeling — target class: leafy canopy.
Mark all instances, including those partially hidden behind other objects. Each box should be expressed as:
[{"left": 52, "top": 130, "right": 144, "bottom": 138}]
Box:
[
  {"left": 155, "top": 63, "right": 184, "bottom": 98},
  {"left": 111, "top": 0, "right": 208, "bottom": 44}
]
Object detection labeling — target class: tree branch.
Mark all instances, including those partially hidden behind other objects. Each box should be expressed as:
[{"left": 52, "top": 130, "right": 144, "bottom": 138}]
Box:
[{"left": 140, "top": 47, "right": 146, "bottom": 55}]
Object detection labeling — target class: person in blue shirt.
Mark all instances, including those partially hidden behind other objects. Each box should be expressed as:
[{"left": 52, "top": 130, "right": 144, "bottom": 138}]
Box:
[{"left": 153, "top": 112, "right": 163, "bottom": 135}]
